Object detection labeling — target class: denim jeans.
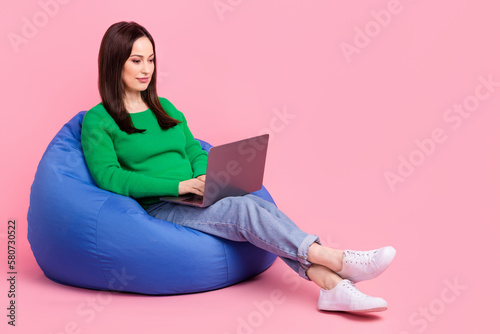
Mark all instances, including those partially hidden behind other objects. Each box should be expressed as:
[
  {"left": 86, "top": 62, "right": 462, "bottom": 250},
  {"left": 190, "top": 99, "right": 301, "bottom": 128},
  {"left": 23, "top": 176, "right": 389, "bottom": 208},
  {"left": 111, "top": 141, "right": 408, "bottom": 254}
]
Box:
[{"left": 146, "top": 194, "right": 320, "bottom": 280}]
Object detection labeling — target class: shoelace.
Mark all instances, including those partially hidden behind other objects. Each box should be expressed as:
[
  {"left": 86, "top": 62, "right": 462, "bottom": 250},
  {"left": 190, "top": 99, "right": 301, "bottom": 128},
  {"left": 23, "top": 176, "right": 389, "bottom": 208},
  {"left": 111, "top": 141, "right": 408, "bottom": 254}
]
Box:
[
  {"left": 344, "top": 250, "right": 377, "bottom": 266},
  {"left": 342, "top": 280, "right": 363, "bottom": 297}
]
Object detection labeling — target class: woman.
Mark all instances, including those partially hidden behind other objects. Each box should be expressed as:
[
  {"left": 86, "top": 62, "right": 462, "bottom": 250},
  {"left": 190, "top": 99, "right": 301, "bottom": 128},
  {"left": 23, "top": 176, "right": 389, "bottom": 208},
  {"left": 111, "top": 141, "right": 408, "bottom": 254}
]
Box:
[{"left": 81, "top": 21, "right": 396, "bottom": 313}]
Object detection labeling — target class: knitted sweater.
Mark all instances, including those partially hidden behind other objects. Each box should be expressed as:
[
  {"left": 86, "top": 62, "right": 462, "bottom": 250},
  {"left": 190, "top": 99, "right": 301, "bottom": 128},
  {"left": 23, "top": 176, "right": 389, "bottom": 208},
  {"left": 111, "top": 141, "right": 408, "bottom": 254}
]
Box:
[{"left": 81, "top": 97, "right": 208, "bottom": 207}]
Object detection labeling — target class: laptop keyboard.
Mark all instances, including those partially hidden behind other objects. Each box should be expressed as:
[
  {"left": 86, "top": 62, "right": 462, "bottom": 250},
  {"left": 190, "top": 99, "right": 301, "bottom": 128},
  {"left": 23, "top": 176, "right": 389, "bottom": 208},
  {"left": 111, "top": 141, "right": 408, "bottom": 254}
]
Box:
[{"left": 181, "top": 194, "right": 204, "bottom": 205}]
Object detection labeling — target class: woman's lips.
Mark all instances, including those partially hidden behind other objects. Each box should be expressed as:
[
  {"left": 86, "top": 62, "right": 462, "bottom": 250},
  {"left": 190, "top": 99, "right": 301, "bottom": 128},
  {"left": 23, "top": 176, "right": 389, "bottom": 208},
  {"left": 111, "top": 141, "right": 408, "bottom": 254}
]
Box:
[{"left": 137, "top": 77, "right": 149, "bottom": 83}]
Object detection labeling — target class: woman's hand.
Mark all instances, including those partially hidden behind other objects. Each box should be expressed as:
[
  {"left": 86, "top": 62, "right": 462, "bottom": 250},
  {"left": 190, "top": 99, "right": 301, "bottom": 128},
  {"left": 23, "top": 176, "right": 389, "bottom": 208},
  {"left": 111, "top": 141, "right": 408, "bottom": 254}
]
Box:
[{"left": 179, "top": 177, "right": 205, "bottom": 196}]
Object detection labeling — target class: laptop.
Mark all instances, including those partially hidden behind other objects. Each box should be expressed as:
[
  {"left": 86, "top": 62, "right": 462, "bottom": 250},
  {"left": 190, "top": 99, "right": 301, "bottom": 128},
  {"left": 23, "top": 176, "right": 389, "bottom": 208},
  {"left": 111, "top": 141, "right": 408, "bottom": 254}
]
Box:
[{"left": 160, "top": 134, "right": 269, "bottom": 207}]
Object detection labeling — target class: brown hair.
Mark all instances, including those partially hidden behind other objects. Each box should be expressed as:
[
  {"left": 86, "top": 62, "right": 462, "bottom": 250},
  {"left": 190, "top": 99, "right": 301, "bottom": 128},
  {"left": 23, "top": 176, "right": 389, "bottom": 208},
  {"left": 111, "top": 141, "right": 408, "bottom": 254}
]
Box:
[{"left": 98, "top": 21, "right": 180, "bottom": 134}]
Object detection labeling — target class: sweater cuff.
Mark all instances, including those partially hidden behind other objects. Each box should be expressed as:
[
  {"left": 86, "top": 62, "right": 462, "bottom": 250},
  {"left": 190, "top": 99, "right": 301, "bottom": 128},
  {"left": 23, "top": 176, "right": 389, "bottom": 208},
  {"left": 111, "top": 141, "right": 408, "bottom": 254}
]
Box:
[
  {"left": 192, "top": 164, "right": 207, "bottom": 179},
  {"left": 138, "top": 178, "right": 179, "bottom": 197},
  {"left": 164, "top": 180, "right": 180, "bottom": 196}
]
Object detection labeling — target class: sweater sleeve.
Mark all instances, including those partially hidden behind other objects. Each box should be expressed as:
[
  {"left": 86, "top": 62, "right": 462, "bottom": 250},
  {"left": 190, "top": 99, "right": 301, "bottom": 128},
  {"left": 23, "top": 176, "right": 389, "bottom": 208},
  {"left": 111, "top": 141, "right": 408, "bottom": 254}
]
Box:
[
  {"left": 81, "top": 109, "right": 180, "bottom": 198},
  {"left": 180, "top": 113, "right": 208, "bottom": 177},
  {"left": 159, "top": 98, "right": 208, "bottom": 177}
]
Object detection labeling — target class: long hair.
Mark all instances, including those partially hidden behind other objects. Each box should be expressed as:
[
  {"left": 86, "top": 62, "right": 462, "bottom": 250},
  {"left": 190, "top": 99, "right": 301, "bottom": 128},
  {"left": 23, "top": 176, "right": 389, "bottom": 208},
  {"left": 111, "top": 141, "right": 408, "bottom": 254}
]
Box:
[{"left": 98, "top": 21, "right": 180, "bottom": 134}]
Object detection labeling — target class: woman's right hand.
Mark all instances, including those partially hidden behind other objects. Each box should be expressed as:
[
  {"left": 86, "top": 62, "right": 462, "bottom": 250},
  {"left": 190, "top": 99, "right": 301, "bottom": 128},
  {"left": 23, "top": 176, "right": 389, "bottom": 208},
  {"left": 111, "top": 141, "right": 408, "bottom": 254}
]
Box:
[{"left": 178, "top": 178, "right": 205, "bottom": 196}]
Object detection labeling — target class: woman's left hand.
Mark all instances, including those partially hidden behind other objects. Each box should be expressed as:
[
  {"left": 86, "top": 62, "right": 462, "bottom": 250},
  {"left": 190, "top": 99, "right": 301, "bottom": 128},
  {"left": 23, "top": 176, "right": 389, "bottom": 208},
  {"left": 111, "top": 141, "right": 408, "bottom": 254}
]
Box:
[{"left": 196, "top": 175, "right": 206, "bottom": 182}]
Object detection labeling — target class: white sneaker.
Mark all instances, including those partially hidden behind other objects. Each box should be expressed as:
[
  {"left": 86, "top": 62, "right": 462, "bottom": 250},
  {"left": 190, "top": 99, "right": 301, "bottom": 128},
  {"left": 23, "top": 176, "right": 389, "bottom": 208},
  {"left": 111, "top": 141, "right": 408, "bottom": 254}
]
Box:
[
  {"left": 318, "top": 279, "right": 387, "bottom": 312},
  {"left": 336, "top": 246, "right": 396, "bottom": 283}
]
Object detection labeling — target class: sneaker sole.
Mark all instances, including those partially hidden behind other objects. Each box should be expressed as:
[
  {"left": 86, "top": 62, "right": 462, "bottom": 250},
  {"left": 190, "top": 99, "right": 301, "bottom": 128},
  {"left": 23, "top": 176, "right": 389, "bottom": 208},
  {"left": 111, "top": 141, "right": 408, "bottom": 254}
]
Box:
[
  {"left": 350, "top": 306, "right": 387, "bottom": 313},
  {"left": 318, "top": 305, "right": 388, "bottom": 313}
]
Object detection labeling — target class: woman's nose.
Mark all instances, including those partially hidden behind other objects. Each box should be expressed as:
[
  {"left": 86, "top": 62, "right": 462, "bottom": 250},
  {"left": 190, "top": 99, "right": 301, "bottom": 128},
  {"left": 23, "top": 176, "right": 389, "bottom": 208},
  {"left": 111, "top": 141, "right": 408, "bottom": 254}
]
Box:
[{"left": 142, "top": 62, "right": 153, "bottom": 74}]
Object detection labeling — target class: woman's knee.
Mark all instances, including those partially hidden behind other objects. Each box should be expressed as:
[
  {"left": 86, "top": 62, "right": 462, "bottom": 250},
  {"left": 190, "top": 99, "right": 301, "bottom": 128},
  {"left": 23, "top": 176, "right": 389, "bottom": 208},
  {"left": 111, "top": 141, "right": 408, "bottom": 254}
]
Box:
[{"left": 222, "top": 195, "right": 257, "bottom": 207}]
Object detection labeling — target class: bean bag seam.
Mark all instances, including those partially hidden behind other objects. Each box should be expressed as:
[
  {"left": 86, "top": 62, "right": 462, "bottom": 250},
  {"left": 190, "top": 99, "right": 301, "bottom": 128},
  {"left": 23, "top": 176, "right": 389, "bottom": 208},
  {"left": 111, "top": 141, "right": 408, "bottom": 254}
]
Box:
[
  {"left": 221, "top": 243, "right": 229, "bottom": 283},
  {"left": 55, "top": 171, "right": 95, "bottom": 185},
  {"left": 93, "top": 193, "right": 115, "bottom": 289}
]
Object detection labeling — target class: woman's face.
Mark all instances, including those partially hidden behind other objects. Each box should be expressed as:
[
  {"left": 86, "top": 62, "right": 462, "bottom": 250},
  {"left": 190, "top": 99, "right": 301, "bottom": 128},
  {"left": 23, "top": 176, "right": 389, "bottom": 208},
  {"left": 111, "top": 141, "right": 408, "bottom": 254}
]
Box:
[{"left": 122, "top": 36, "right": 155, "bottom": 94}]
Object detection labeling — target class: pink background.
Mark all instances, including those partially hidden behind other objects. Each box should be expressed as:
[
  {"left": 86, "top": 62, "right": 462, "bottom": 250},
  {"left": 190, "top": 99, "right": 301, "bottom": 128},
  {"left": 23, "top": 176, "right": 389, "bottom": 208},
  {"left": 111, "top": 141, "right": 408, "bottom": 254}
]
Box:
[{"left": 1, "top": 0, "right": 499, "bottom": 333}]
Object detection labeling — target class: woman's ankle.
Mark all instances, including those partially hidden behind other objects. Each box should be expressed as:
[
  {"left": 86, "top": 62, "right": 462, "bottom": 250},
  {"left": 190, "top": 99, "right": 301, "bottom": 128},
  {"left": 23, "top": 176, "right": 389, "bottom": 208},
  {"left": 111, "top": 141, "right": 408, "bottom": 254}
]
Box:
[
  {"left": 308, "top": 243, "right": 344, "bottom": 272},
  {"left": 307, "top": 264, "right": 342, "bottom": 290}
]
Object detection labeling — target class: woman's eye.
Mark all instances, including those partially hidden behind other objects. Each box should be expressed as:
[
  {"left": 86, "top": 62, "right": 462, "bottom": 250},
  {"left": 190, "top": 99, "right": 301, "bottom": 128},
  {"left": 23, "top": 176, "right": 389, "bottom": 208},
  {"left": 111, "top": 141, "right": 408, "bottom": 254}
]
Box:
[
  {"left": 149, "top": 59, "right": 155, "bottom": 63},
  {"left": 132, "top": 59, "right": 141, "bottom": 64}
]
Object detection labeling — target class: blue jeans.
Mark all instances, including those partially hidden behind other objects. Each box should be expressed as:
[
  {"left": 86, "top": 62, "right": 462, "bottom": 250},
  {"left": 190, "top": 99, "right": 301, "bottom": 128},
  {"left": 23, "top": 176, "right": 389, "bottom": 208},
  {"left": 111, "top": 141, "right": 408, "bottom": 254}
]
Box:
[{"left": 146, "top": 194, "right": 320, "bottom": 280}]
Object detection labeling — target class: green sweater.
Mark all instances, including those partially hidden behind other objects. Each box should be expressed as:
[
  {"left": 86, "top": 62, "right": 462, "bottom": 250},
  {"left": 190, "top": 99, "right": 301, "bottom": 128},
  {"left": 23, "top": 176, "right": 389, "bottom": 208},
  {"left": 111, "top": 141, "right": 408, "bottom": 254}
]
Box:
[{"left": 81, "top": 97, "right": 208, "bottom": 207}]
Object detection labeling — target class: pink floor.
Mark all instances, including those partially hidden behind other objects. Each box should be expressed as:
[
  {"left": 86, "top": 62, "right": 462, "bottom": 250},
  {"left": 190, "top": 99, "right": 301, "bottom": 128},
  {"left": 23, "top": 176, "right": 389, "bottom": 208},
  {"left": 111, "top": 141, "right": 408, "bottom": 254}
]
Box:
[
  {"left": 2, "top": 0, "right": 500, "bottom": 333},
  {"left": 6, "top": 173, "right": 498, "bottom": 333}
]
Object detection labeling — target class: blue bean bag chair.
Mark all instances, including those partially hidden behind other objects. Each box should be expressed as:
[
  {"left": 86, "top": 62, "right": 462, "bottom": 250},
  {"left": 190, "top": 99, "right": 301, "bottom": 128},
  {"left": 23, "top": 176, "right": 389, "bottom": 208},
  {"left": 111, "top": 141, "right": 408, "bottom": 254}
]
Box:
[{"left": 27, "top": 111, "right": 277, "bottom": 295}]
